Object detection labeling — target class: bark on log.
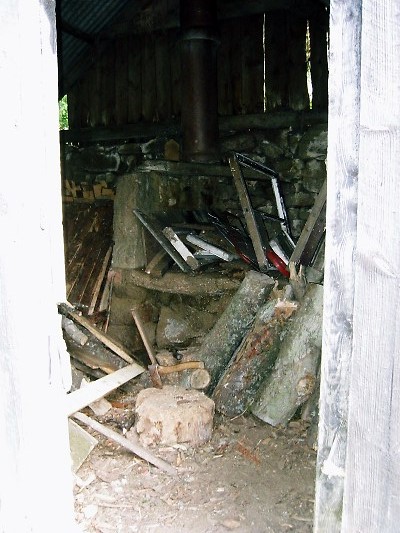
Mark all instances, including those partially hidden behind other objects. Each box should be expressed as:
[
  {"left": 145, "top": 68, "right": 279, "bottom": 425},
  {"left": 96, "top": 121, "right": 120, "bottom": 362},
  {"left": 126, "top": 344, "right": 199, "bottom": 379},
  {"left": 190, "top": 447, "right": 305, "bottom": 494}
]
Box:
[
  {"left": 212, "top": 299, "right": 298, "bottom": 417},
  {"left": 194, "top": 271, "right": 275, "bottom": 393},
  {"left": 251, "top": 283, "right": 323, "bottom": 426}
]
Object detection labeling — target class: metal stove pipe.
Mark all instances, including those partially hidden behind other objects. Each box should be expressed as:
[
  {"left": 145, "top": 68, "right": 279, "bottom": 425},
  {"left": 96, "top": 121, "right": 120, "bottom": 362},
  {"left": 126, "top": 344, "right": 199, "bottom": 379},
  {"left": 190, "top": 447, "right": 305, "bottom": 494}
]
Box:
[{"left": 180, "top": 0, "right": 220, "bottom": 163}]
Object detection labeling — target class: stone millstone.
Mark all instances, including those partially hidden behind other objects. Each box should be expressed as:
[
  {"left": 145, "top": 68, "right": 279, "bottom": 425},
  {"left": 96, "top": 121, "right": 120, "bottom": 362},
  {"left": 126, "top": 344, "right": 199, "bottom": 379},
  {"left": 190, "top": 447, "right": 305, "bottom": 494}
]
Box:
[{"left": 134, "top": 386, "right": 215, "bottom": 448}]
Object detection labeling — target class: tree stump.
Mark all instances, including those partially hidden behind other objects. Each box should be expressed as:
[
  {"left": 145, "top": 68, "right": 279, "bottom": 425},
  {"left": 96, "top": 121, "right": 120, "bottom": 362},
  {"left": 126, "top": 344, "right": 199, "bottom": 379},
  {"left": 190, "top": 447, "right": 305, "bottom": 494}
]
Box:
[
  {"left": 194, "top": 271, "right": 275, "bottom": 393},
  {"left": 133, "top": 386, "right": 215, "bottom": 447},
  {"left": 251, "top": 283, "right": 323, "bottom": 426},
  {"left": 212, "top": 298, "right": 298, "bottom": 417}
]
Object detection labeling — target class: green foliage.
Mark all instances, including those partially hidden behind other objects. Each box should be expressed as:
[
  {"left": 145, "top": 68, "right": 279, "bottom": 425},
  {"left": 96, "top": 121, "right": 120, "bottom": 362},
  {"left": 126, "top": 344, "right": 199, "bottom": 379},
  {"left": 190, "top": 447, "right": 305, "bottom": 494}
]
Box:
[{"left": 59, "top": 95, "right": 69, "bottom": 130}]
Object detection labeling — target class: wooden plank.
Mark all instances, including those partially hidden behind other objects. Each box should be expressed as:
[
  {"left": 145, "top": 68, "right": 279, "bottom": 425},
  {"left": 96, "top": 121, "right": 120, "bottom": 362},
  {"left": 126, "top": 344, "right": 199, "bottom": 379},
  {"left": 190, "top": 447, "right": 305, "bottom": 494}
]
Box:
[
  {"left": 0, "top": 0, "right": 75, "bottom": 529},
  {"left": 127, "top": 34, "right": 142, "bottom": 123},
  {"left": 217, "top": 21, "right": 233, "bottom": 116},
  {"left": 170, "top": 28, "right": 181, "bottom": 119},
  {"left": 309, "top": 4, "right": 329, "bottom": 111},
  {"left": 155, "top": 30, "right": 172, "bottom": 121},
  {"left": 101, "top": 42, "right": 116, "bottom": 126},
  {"left": 341, "top": 1, "right": 400, "bottom": 530},
  {"left": 115, "top": 36, "right": 129, "bottom": 125},
  {"left": 72, "top": 412, "right": 176, "bottom": 476},
  {"left": 290, "top": 179, "right": 326, "bottom": 266},
  {"left": 287, "top": 11, "right": 309, "bottom": 111},
  {"left": 229, "top": 154, "right": 270, "bottom": 272},
  {"left": 88, "top": 245, "right": 113, "bottom": 315},
  {"left": 66, "top": 365, "right": 144, "bottom": 416},
  {"left": 229, "top": 18, "right": 244, "bottom": 114},
  {"left": 67, "top": 80, "right": 82, "bottom": 129},
  {"left": 141, "top": 33, "right": 156, "bottom": 122},
  {"left": 241, "top": 15, "right": 264, "bottom": 114},
  {"left": 264, "top": 10, "right": 288, "bottom": 110},
  {"left": 314, "top": 1, "right": 362, "bottom": 531},
  {"left": 60, "top": 110, "right": 327, "bottom": 144}
]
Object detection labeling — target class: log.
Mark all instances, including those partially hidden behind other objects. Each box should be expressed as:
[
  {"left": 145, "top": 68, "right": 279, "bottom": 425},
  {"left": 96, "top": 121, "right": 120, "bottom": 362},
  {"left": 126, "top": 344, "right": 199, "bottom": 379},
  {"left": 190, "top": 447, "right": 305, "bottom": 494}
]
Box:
[
  {"left": 212, "top": 299, "right": 298, "bottom": 417},
  {"left": 194, "top": 271, "right": 275, "bottom": 393},
  {"left": 59, "top": 302, "right": 138, "bottom": 365},
  {"left": 251, "top": 283, "right": 323, "bottom": 426},
  {"left": 133, "top": 386, "right": 215, "bottom": 448}
]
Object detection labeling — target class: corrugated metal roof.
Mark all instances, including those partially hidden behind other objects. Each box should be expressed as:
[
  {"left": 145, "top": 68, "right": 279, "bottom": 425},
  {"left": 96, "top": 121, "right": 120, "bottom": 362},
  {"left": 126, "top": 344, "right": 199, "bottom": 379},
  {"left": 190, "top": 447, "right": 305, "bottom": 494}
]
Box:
[{"left": 57, "top": 0, "right": 133, "bottom": 96}]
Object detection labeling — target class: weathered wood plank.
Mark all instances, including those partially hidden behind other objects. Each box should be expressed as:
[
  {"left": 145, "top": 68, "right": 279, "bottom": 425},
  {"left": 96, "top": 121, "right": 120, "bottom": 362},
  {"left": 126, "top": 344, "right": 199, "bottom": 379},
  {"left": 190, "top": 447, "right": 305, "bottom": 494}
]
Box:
[
  {"left": 73, "top": 412, "right": 176, "bottom": 476},
  {"left": 60, "top": 111, "right": 328, "bottom": 144},
  {"left": 127, "top": 34, "right": 142, "bottom": 123},
  {"left": 264, "top": 10, "right": 288, "bottom": 110},
  {"left": 341, "top": 1, "right": 400, "bottom": 530},
  {"left": 309, "top": 4, "right": 329, "bottom": 111},
  {"left": 0, "top": 0, "right": 75, "bottom": 529},
  {"left": 155, "top": 30, "right": 172, "bottom": 121},
  {"left": 115, "top": 36, "right": 129, "bottom": 125},
  {"left": 142, "top": 33, "right": 156, "bottom": 122},
  {"left": 101, "top": 42, "right": 116, "bottom": 126},
  {"left": 170, "top": 28, "right": 181, "bottom": 119},
  {"left": 287, "top": 11, "right": 309, "bottom": 111},
  {"left": 229, "top": 18, "right": 244, "bottom": 114},
  {"left": 217, "top": 21, "right": 233, "bottom": 116},
  {"left": 66, "top": 364, "right": 143, "bottom": 416},
  {"left": 314, "top": 1, "right": 362, "bottom": 531},
  {"left": 241, "top": 14, "right": 264, "bottom": 114}
]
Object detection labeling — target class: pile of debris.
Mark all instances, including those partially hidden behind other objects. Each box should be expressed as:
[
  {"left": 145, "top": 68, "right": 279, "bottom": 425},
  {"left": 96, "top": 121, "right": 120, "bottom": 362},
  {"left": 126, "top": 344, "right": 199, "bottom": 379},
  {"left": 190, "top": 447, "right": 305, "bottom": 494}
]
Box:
[{"left": 63, "top": 153, "right": 326, "bottom": 474}]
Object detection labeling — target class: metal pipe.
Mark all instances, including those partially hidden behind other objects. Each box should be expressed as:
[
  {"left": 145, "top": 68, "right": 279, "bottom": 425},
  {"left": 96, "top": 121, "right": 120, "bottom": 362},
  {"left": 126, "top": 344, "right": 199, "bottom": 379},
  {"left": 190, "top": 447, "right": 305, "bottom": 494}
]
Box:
[{"left": 180, "top": 0, "right": 220, "bottom": 163}]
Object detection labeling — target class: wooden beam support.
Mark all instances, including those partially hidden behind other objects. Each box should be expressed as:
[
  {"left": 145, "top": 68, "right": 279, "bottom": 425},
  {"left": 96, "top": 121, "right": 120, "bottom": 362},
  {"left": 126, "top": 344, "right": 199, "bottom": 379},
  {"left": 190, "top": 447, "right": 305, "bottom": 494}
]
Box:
[
  {"left": 316, "top": 0, "right": 400, "bottom": 531},
  {"left": 0, "top": 0, "right": 76, "bottom": 529},
  {"left": 60, "top": 111, "right": 328, "bottom": 144},
  {"left": 314, "top": 1, "right": 361, "bottom": 529}
]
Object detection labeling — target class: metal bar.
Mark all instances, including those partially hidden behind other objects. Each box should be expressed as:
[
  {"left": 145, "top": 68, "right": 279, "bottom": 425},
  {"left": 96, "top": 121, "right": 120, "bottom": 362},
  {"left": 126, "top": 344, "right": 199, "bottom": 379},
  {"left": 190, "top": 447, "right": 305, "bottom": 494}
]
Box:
[{"left": 133, "top": 210, "right": 193, "bottom": 273}]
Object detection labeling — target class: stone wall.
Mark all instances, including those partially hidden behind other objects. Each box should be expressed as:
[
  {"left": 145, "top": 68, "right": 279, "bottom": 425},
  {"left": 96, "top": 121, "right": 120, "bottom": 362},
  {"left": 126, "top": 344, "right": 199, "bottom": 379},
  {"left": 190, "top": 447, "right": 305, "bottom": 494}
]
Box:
[
  {"left": 61, "top": 122, "right": 327, "bottom": 237},
  {"left": 61, "top": 121, "right": 327, "bottom": 356}
]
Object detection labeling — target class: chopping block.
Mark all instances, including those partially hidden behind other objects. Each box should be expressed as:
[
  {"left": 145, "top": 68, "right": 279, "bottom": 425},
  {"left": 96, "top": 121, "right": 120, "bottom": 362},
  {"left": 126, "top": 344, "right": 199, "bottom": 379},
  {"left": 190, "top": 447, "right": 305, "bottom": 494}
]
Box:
[{"left": 132, "top": 386, "right": 215, "bottom": 448}]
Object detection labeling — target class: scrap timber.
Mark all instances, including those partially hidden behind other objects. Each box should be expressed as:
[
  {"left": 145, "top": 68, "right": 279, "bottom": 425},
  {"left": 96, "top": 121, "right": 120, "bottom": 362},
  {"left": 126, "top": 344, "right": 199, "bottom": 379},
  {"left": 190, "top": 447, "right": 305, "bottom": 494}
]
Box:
[{"left": 63, "top": 201, "right": 113, "bottom": 318}]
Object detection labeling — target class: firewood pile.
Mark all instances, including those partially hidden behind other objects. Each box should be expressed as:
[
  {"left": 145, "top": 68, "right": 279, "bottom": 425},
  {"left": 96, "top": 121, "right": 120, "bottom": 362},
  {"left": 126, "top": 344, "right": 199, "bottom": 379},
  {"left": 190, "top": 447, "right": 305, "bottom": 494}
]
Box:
[{"left": 63, "top": 155, "right": 326, "bottom": 472}]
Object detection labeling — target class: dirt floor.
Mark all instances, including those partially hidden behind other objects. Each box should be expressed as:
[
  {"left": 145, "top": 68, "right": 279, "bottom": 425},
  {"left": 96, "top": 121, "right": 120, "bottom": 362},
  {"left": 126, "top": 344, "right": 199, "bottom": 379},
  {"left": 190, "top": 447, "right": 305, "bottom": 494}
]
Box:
[{"left": 73, "top": 388, "right": 316, "bottom": 533}]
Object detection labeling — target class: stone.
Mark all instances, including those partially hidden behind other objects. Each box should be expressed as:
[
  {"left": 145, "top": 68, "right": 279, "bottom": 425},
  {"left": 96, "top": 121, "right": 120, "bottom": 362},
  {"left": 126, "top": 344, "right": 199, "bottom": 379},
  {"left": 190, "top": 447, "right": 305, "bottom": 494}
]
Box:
[
  {"left": 297, "top": 125, "right": 327, "bottom": 160},
  {"left": 133, "top": 386, "right": 215, "bottom": 447},
  {"left": 67, "top": 146, "right": 121, "bottom": 172},
  {"left": 156, "top": 304, "right": 216, "bottom": 349},
  {"left": 260, "top": 139, "right": 285, "bottom": 160},
  {"left": 220, "top": 132, "right": 257, "bottom": 153},
  {"left": 302, "top": 160, "right": 326, "bottom": 192}
]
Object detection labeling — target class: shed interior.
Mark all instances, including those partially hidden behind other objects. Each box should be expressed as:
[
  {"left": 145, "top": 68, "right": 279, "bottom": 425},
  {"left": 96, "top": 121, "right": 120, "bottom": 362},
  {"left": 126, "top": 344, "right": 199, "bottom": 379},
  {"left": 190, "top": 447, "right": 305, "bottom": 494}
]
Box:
[{"left": 58, "top": 1, "right": 328, "bottom": 531}]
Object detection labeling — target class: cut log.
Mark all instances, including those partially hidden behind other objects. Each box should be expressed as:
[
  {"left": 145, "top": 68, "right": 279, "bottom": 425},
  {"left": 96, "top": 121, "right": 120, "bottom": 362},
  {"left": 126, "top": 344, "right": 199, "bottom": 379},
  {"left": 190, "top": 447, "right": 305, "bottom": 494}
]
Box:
[
  {"left": 212, "top": 298, "right": 298, "bottom": 417},
  {"left": 251, "top": 283, "right": 323, "bottom": 426},
  {"left": 193, "top": 271, "right": 275, "bottom": 392},
  {"left": 133, "top": 386, "right": 215, "bottom": 448},
  {"left": 59, "top": 302, "right": 137, "bottom": 365},
  {"left": 62, "top": 316, "right": 88, "bottom": 346}
]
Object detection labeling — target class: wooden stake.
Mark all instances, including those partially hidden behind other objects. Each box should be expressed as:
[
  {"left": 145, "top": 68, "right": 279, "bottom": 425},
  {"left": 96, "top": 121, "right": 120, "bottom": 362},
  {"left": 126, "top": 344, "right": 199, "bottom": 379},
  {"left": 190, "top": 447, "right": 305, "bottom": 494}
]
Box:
[{"left": 73, "top": 412, "right": 177, "bottom": 476}]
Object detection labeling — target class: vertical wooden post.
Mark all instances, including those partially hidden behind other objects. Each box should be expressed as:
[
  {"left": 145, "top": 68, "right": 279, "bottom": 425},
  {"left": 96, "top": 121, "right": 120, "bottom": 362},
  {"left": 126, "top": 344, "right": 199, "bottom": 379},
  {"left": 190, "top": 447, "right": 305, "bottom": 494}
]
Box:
[
  {"left": 342, "top": 0, "right": 400, "bottom": 530},
  {"left": 0, "top": 1, "right": 76, "bottom": 531},
  {"left": 314, "top": 1, "right": 361, "bottom": 530},
  {"left": 316, "top": 0, "right": 400, "bottom": 531}
]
